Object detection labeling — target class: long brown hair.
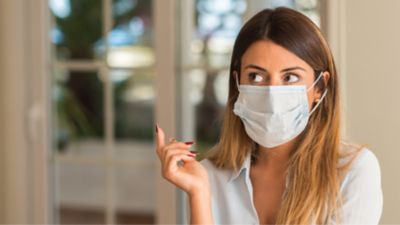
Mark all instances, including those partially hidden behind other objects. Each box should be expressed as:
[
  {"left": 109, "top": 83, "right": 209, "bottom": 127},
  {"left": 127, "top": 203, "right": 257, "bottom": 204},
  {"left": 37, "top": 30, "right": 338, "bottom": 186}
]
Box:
[{"left": 206, "top": 7, "right": 359, "bottom": 224}]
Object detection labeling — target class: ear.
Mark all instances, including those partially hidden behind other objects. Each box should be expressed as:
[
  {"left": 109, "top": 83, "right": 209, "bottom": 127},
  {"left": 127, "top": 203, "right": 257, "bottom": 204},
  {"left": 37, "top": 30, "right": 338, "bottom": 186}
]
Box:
[{"left": 313, "top": 71, "right": 330, "bottom": 101}]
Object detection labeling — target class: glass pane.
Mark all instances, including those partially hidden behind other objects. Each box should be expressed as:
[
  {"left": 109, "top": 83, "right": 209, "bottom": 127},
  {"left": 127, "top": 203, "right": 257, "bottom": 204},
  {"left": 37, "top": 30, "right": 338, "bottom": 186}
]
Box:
[
  {"left": 52, "top": 70, "right": 105, "bottom": 155},
  {"left": 112, "top": 0, "right": 153, "bottom": 47},
  {"left": 192, "top": 70, "right": 226, "bottom": 150},
  {"left": 56, "top": 164, "right": 106, "bottom": 224},
  {"left": 294, "top": 0, "right": 320, "bottom": 26},
  {"left": 107, "top": 0, "right": 154, "bottom": 69},
  {"left": 251, "top": 0, "right": 321, "bottom": 26},
  {"left": 112, "top": 69, "right": 154, "bottom": 143},
  {"left": 191, "top": 0, "right": 246, "bottom": 69},
  {"left": 178, "top": 0, "right": 248, "bottom": 152},
  {"left": 114, "top": 165, "right": 156, "bottom": 224},
  {"left": 49, "top": 0, "right": 103, "bottom": 60}
]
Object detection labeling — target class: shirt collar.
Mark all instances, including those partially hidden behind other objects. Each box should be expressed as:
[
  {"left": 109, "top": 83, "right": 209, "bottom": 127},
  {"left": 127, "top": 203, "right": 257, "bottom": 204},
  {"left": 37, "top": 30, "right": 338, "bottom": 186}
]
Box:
[
  {"left": 227, "top": 153, "right": 290, "bottom": 189},
  {"left": 228, "top": 152, "right": 252, "bottom": 182}
]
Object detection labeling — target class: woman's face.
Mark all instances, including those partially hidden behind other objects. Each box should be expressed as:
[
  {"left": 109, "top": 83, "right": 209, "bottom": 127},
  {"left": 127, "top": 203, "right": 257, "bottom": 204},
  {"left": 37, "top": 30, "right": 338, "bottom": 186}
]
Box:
[{"left": 239, "top": 39, "right": 327, "bottom": 110}]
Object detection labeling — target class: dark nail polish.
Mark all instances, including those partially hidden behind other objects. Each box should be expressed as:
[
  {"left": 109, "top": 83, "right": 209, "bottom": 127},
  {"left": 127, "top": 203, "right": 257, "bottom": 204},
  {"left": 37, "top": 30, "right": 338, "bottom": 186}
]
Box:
[
  {"left": 184, "top": 141, "right": 194, "bottom": 145},
  {"left": 155, "top": 124, "right": 158, "bottom": 133},
  {"left": 190, "top": 151, "right": 198, "bottom": 154}
]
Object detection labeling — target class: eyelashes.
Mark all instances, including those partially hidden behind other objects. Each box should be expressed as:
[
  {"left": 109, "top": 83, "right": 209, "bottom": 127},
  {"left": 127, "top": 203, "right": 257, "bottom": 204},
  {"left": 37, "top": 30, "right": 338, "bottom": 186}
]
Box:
[
  {"left": 248, "top": 72, "right": 264, "bottom": 83},
  {"left": 283, "top": 73, "right": 300, "bottom": 83},
  {"left": 246, "top": 72, "right": 301, "bottom": 84}
]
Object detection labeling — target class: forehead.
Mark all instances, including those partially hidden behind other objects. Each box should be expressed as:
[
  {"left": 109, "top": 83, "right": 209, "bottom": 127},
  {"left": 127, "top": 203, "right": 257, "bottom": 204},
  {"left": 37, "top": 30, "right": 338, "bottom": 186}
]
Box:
[{"left": 241, "top": 40, "right": 312, "bottom": 72}]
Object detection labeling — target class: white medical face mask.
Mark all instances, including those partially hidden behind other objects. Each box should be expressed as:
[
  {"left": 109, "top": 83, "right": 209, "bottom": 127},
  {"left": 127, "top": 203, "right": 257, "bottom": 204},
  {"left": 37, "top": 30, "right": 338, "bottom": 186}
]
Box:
[{"left": 233, "top": 72, "right": 328, "bottom": 148}]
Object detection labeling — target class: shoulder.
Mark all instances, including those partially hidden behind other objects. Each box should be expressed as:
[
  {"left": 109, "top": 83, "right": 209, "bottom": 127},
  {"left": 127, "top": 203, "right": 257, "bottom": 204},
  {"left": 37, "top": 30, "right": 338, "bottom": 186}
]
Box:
[
  {"left": 200, "top": 158, "right": 232, "bottom": 183},
  {"left": 340, "top": 145, "right": 381, "bottom": 186},
  {"left": 355, "top": 149, "right": 380, "bottom": 174},
  {"left": 199, "top": 157, "right": 216, "bottom": 173},
  {"left": 339, "top": 145, "right": 383, "bottom": 224}
]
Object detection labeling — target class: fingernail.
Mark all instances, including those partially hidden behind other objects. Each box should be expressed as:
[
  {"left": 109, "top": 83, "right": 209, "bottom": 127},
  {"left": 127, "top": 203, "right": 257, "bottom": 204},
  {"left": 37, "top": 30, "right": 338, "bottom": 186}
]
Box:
[
  {"left": 184, "top": 141, "right": 195, "bottom": 145},
  {"left": 188, "top": 153, "right": 197, "bottom": 157},
  {"left": 190, "top": 151, "right": 198, "bottom": 154},
  {"left": 155, "top": 124, "right": 158, "bottom": 133}
]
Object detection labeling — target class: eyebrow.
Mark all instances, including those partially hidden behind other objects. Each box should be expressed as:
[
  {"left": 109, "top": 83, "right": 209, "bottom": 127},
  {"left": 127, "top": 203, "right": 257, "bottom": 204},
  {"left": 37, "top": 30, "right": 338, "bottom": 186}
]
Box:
[
  {"left": 280, "top": 66, "right": 306, "bottom": 72},
  {"left": 244, "top": 64, "right": 306, "bottom": 73},
  {"left": 244, "top": 64, "right": 267, "bottom": 72}
]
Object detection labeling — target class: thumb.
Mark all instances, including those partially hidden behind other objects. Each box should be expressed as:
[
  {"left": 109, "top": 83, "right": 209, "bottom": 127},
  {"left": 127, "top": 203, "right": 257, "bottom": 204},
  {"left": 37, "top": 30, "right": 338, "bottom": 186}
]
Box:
[{"left": 156, "top": 124, "right": 165, "bottom": 149}]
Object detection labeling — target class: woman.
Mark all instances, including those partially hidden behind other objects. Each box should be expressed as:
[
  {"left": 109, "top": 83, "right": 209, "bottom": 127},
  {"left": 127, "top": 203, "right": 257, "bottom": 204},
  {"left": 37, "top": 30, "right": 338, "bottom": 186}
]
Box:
[{"left": 155, "top": 7, "right": 382, "bottom": 225}]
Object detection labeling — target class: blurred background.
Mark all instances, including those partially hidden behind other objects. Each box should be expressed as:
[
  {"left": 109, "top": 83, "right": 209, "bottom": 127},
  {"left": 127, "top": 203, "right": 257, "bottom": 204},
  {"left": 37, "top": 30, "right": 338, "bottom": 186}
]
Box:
[{"left": 0, "top": 0, "right": 399, "bottom": 224}]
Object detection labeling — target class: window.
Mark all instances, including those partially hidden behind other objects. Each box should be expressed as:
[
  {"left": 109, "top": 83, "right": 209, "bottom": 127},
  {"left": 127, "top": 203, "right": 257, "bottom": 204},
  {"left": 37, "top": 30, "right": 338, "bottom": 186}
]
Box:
[{"left": 49, "top": 0, "right": 155, "bottom": 223}]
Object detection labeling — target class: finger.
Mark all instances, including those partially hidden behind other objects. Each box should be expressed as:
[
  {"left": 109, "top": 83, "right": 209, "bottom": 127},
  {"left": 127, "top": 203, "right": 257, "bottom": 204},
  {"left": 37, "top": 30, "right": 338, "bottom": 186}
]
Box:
[
  {"left": 155, "top": 124, "right": 165, "bottom": 151},
  {"left": 163, "top": 142, "right": 193, "bottom": 152},
  {"left": 165, "top": 153, "right": 197, "bottom": 175},
  {"left": 163, "top": 148, "right": 196, "bottom": 164},
  {"left": 173, "top": 154, "right": 197, "bottom": 168},
  {"left": 161, "top": 143, "right": 195, "bottom": 161},
  {"left": 157, "top": 142, "right": 193, "bottom": 155}
]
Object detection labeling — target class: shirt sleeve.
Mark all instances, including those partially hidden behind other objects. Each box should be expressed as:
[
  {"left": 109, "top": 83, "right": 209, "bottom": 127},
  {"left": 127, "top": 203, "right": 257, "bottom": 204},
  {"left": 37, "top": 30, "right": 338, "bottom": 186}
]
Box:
[{"left": 339, "top": 149, "right": 383, "bottom": 225}]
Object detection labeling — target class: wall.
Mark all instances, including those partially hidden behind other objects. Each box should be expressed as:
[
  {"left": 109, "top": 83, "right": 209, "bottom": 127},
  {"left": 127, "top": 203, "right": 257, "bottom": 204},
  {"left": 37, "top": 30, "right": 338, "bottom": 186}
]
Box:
[
  {"left": 0, "top": 13, "right": 5, "bottom": 222},
  {"left": 344, "top": 0, "right": 400, "bottom": 223}
]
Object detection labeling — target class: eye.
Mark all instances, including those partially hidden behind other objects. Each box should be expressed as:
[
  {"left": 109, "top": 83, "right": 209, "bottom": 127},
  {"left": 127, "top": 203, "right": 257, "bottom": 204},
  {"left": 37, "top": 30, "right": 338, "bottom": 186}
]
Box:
[
  {"left": 248, "top": 72, "right": 264, "bottom": 84},
  {"left": 283, "top": 73, "right": 300, "bottom": 84}
]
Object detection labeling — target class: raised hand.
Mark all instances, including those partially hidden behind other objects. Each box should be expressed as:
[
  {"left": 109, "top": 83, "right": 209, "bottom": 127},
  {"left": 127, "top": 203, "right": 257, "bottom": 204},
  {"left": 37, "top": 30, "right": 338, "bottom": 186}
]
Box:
[{"left": 155, "top": 125, "right": 209, "bottom": 196}]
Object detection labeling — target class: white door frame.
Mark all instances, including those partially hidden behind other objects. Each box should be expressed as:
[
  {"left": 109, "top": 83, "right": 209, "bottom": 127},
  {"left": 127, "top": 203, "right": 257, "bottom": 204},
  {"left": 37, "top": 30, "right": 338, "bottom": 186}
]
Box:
[
  {"left": 154, "top": 0, "right": 180, "bottom": 223},
  {"left": 325, "top": 0, "right": 348, "bottom": 135},
  {"left": 0, "top": 0, "right": 51, "bottom": 223}
]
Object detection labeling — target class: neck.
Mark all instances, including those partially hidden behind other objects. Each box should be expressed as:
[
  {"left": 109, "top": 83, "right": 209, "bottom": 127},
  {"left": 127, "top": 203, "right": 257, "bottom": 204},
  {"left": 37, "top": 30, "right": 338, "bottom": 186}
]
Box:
[{"left": 254, "top": 137, "right": 300, "bottom": 168}]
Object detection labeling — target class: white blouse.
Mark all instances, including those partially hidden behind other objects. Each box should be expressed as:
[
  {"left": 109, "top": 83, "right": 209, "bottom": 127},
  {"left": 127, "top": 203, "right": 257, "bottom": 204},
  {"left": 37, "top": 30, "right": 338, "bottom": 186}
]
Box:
[{"left": 199, "top": 147, "right": 383, "bottom": 225}]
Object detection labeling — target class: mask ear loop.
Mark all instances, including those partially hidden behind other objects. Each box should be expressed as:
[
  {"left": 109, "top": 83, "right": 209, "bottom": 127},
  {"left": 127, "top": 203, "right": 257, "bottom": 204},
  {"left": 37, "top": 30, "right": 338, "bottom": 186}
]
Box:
[
  {"left": 309, "top": 89, "right": 328, "bottom": 116},
  {"left": 307, "top": 71, "right": 324, "bottom": 92},
  {"left": 309, "top": 71, "right": 328, "bottom": 116},
  {"left": 234, "top": 72, "right": 240, "bottom": 90}
]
